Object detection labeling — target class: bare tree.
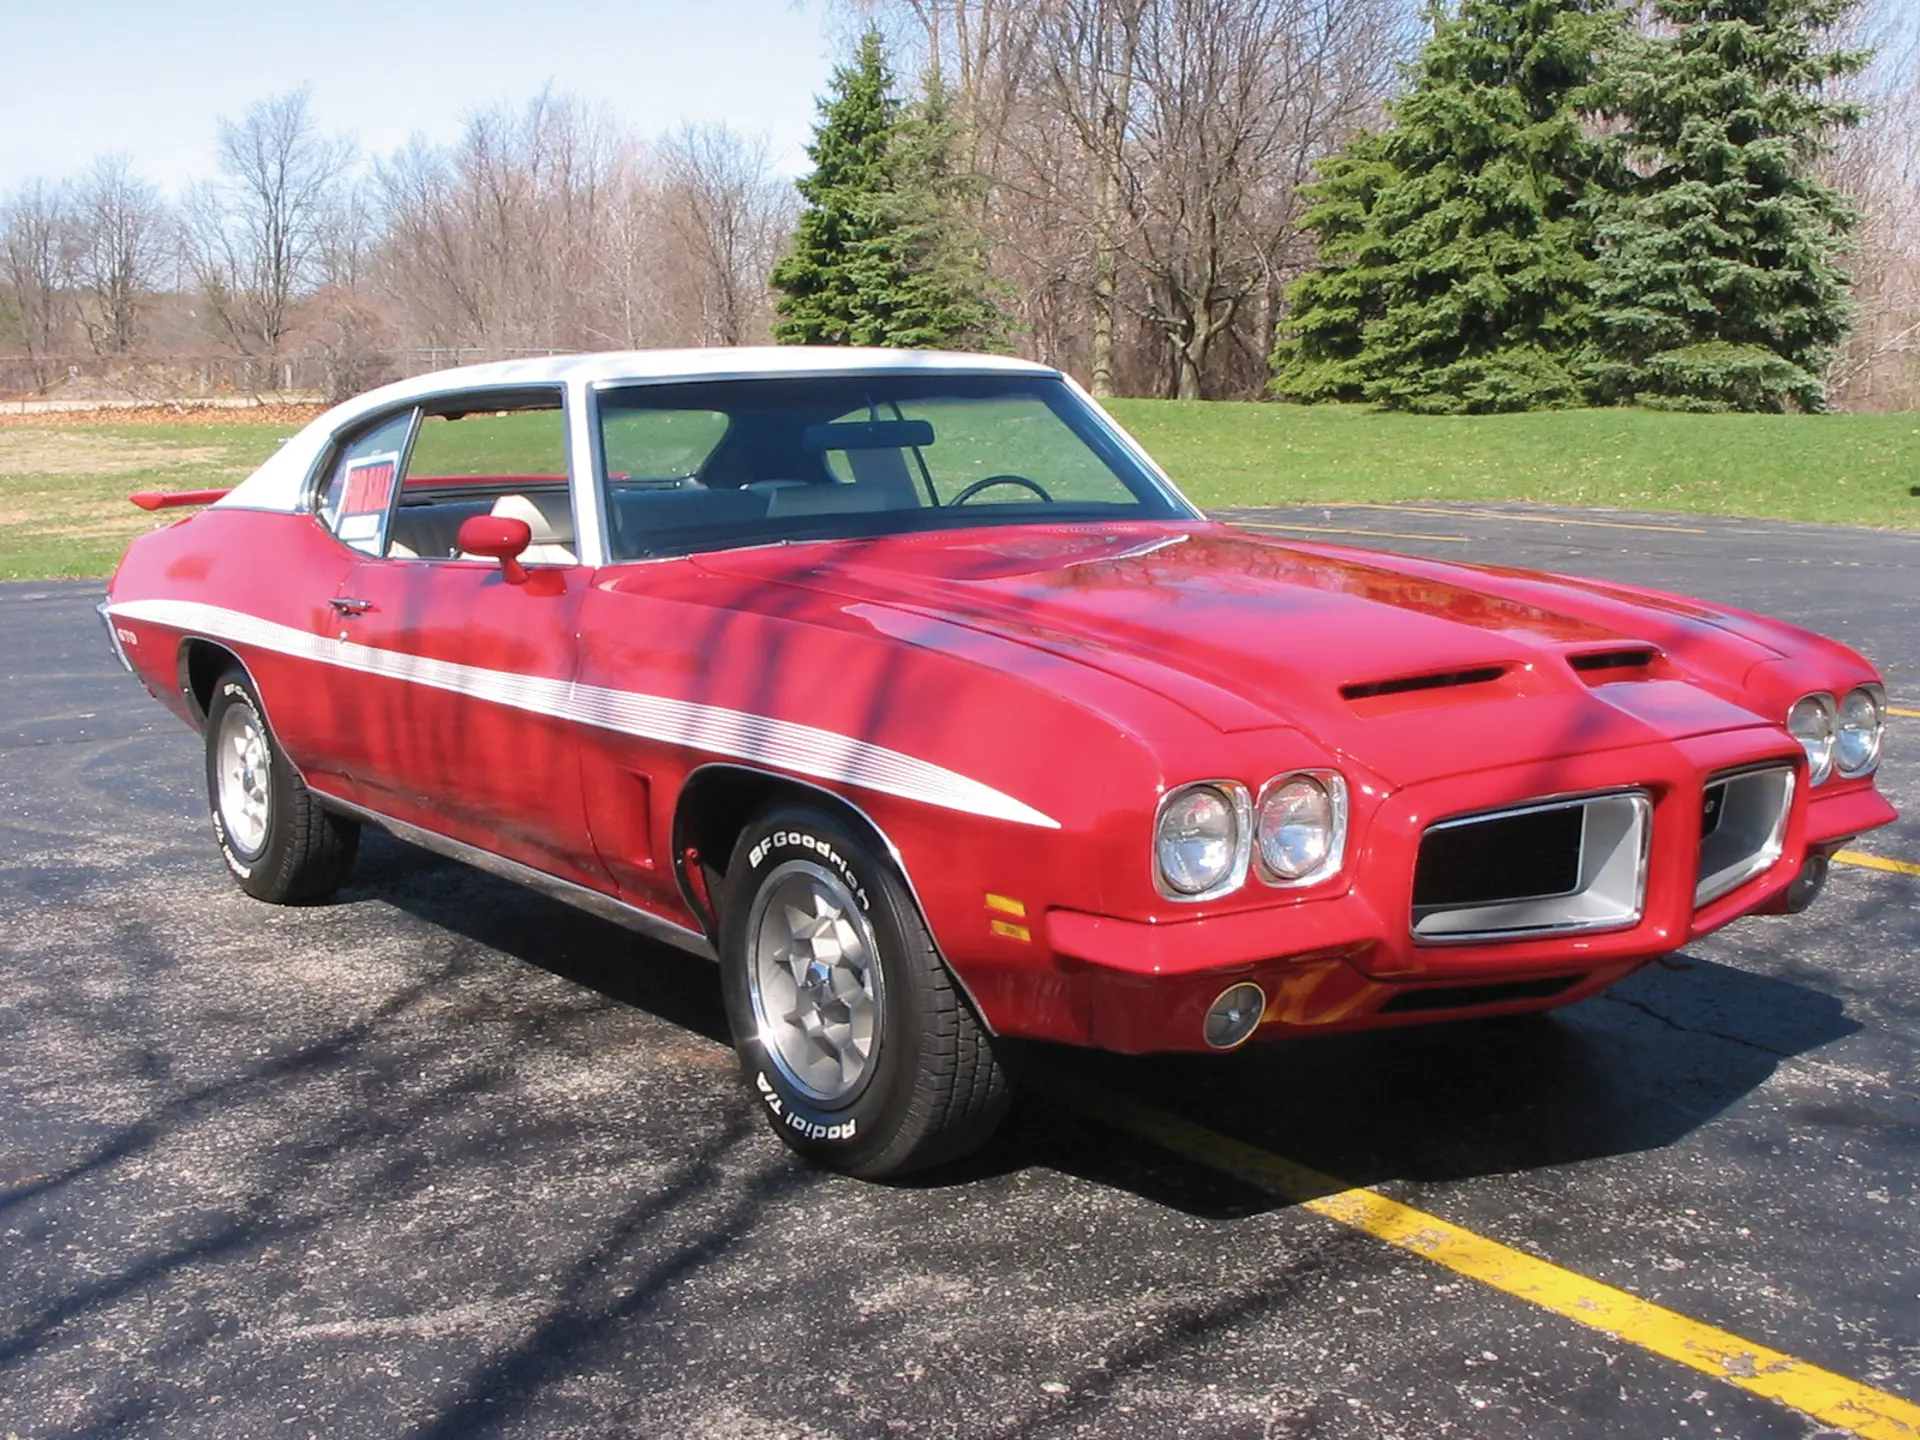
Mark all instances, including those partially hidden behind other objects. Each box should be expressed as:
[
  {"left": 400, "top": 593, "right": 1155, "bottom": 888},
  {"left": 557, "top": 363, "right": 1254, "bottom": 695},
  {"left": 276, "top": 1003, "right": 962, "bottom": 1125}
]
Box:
[
  {"left": 315, "top": 176, "right": 379, "bottom": 292},
  {"left": 1036, "top": 0, "right": 1149, "bottom": 396},
  {"left": 856, "top": 0, "right": 1415, "bottom": 396},
  {"left": 658, "top": 124, "right": 793, "bottom": 345},
  {"left": 0, "top": 181, "right": 78, "bottom": 388},
  {"left": 1129, "top": 0, "right": 1410, "bottom": 396},
  {"left": 1827, "top": 0, "right": 1920, "bottom": 409},
  {"left": 185, "top": 88, "right": 354, "bottom": 356},
  {"left": 376, "top": 91, "right": 624, "bottom": 353},
  {"left": 72, "top": 156, "right": 170, "bottom": 355}
]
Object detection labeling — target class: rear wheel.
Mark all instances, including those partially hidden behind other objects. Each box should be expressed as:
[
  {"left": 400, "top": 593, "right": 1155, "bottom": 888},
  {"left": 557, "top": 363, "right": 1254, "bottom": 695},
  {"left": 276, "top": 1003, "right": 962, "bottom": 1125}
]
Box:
[
  {"left": 204, "top": 669, "right": 359, "bottom": 903},
  {"left": 719, "top": 806, "right": 1015, "bottom": 1178}
]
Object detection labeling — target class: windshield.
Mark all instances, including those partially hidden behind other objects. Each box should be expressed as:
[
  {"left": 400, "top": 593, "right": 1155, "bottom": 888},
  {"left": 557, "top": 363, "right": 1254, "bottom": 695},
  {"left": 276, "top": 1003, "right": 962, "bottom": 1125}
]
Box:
[{"left": 594, "top": 372, "right": 1193, "bottom": 560}]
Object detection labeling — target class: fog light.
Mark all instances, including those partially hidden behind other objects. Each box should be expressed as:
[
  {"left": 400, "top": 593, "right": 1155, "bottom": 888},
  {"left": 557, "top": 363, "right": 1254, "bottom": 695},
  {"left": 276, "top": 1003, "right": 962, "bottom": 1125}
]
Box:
[
  {"left": 1785, "top": 853, "right": 1829, "bottom": 912},
  {"left": 1204, "top": 982, "right": 1266, "bottom": 1050}
]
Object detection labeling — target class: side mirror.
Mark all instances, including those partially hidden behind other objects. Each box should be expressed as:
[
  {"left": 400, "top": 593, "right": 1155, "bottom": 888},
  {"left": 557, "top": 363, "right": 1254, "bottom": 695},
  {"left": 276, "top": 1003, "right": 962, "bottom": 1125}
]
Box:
[{"left": 458, "top": 515, "right": 533, "bottom": 585}]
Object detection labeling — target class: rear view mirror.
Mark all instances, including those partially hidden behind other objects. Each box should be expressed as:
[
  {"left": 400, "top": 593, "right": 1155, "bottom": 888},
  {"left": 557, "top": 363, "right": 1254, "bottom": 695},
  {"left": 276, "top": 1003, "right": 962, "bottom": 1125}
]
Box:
[
  {"left": 458, "top": 515, "right": 533, "bottom": 584},
  {"left": 802, "top": 419, "right": 936, "bottom": 452}
]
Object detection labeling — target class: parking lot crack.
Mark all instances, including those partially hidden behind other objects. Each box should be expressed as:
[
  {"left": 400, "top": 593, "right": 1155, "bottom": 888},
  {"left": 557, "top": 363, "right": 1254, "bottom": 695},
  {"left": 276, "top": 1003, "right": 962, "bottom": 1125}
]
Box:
[{"left": 1600, "top": 994, "right": 1797, "bottom": 1058}]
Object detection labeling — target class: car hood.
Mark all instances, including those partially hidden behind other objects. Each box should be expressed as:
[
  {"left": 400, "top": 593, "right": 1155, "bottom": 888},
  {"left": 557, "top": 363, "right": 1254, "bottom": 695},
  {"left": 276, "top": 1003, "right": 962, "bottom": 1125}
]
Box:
[{"left": 697, "top": 523, "right": 1781, "bottom": 785}]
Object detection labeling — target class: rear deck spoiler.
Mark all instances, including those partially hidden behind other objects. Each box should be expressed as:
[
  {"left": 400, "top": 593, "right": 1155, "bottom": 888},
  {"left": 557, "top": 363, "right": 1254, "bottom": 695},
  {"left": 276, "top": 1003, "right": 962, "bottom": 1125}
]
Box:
[{"left": 129, "top": 489, "right": 231, "bottom": 511}]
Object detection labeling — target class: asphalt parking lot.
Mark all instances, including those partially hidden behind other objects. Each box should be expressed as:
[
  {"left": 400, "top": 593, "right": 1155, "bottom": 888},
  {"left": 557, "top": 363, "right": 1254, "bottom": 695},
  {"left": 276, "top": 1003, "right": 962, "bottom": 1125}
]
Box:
[{"left": 2, "top": 501, "right": 1916, "bottom": 1438}]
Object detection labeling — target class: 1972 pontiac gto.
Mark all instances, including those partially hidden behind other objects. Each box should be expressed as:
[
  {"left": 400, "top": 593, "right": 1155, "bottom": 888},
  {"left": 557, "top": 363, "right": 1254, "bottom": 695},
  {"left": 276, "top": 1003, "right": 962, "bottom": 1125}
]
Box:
[{"left": 101, "top": 349, "right": 1897, "bottom": 1176}]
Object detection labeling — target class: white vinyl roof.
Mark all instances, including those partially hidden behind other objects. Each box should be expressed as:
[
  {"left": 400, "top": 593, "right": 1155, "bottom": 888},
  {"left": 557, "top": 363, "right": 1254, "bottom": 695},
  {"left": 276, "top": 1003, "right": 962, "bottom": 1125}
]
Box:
[{"left": 218, "top": 347, "right": 1063, "bottom": 515}]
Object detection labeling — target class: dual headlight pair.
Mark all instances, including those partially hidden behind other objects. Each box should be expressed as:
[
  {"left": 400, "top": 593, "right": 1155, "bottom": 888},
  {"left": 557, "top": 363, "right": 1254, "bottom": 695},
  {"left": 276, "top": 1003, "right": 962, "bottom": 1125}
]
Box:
[
  {"left": 1787, "top": 686, "right": 1884, "bottom": 784},
  {"left": 1154, "top": 771, "right": 1348, "bottom": 901}
]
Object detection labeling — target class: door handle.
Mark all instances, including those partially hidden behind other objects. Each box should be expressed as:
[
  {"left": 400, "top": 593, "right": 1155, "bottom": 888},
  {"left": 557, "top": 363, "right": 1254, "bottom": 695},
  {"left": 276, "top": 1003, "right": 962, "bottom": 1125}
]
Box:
[{"left": 329, "top": 597, "right": 374, "bottom": 616}]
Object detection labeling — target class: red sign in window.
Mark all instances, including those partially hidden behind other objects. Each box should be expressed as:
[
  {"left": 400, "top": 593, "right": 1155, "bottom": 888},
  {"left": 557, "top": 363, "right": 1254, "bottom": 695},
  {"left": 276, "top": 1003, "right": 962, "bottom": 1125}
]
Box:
[{"left": 343, "top": 456, "right": 396, "bottom": 515}]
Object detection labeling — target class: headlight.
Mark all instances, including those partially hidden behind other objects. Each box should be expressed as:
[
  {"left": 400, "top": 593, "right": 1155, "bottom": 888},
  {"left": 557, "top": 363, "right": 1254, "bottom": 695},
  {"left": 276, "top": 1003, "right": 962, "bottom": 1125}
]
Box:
[
  {"left": 1255, "top": 772, "right": 1348, "bottom": 884},
  {"left": 1787, "top": 693, "right": 1836, "bottom": 784},
  {"left": 1154, "top": 782, "right": 1249, "bottom": 899},
  {"left": 1835, "top": 685, "right": 1884, "bottom": 778}
]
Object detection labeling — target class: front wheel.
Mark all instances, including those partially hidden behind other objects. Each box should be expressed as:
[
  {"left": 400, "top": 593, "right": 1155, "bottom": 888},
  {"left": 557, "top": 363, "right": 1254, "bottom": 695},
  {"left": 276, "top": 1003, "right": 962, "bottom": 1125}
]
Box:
[
  {"left": 204, "top": 669, "right": 359, "bottom": 903},
  {"left": 719, "top": 806, "right": 1016, "bottom": 1178}
]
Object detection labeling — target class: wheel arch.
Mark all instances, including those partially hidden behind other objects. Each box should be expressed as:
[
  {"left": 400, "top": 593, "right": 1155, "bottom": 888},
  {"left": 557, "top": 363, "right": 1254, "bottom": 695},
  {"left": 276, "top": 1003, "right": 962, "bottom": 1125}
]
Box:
[
  {"left": 671, "top": 763, "right": 997, "bottom": 1034},
  {"left": 179, "top": 638, "right": 252, "bottom": 731}
]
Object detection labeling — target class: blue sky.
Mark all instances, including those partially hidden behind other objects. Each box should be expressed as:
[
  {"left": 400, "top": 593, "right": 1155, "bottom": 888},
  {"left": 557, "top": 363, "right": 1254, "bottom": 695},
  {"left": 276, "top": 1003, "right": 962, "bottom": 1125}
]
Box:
[{"left": 1, "top": 0, "right": 846, "bottom": 195}]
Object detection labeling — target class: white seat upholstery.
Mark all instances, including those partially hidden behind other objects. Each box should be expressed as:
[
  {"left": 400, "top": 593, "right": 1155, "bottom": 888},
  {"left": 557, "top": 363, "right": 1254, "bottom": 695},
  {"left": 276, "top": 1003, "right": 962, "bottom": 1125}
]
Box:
[{"left": 486, "top": 492, "right": 577, "bottom": 565}]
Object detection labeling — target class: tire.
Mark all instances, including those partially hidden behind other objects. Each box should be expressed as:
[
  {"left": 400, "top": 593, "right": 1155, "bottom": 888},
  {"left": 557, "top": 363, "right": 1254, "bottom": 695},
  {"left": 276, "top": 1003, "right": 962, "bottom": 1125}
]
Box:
[
  {"left": 203, "top": 668, "right": 359, "bottom": 903},
  {"left": 718, "top": 805, "right": 1016, "bottom": 1179}
]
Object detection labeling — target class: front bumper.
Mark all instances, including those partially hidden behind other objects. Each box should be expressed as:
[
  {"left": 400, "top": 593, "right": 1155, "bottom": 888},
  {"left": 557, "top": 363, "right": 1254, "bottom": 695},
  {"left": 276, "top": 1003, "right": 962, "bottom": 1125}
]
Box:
[{"left": 975, "top": 726, "right": 1896, "bottom": 1053}]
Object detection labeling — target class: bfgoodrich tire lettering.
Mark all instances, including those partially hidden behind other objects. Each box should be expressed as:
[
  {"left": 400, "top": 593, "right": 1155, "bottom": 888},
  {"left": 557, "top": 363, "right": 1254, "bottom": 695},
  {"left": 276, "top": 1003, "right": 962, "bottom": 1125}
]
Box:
[
  {"left": 719, "top": 806, "right": 1015, "bottom": 1178},
  {"left": 203, "top": 670, "right": 359, "bottom": 903}
]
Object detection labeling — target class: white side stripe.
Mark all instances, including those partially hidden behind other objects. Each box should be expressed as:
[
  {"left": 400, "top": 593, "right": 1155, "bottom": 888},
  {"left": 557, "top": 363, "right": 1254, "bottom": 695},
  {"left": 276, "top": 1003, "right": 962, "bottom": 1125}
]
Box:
[{"left": 109, "top": 597, "right": 1060, "bottom": 829}]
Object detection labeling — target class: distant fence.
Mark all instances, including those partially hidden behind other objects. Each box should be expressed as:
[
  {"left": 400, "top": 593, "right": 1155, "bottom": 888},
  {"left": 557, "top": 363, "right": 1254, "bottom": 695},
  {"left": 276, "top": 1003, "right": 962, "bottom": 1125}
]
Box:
[{"left": 0, "top": 349, "right": 576, "bottom": 407}]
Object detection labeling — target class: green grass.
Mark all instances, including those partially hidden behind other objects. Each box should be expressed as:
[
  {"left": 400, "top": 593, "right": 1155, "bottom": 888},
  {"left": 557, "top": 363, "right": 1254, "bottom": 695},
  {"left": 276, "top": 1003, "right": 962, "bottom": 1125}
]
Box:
[
  {"left": 0, "top": 423, "right": 294, "bottom": 582},
  {"left": 1107, "top": 400, "right": 1920, "bottom": 527},
  {"left": 4, "top": 402, "right": 1916, "bottom": 581}
]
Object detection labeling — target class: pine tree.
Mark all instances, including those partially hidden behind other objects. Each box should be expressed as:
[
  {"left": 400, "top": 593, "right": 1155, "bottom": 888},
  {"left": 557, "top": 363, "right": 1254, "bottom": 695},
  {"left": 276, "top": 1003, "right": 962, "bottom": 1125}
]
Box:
[
  {"left": 771, "top": 31, "right": 1005, "bottom": 349},
  {"left": 771, "top": 30, "right": 900, "bottom": 346},
  {"left": 1583, "top": 0, "right": 1867, "bottom": 412},
  {"left": 883, "top": 77, "right": 1009, "bottom": 351},
  {"left": 1272, "top": 0, "right": 1623, "bottom": 413}
]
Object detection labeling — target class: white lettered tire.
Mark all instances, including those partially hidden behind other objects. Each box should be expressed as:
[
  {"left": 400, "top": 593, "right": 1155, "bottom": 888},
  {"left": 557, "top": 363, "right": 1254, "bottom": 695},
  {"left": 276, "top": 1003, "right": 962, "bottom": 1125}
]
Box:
[
  {"left": 719, "top": 806, "right": 1015, "bottom": 1178},
  {"left": 203, "top": 670, "right": 359, "bottom": 903}
]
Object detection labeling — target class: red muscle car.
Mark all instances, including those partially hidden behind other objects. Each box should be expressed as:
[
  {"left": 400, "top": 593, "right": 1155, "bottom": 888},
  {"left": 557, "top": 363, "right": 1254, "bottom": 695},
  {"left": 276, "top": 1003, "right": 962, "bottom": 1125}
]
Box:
[{"left": 102, "top": 349, "right": 1897, "bottom": 1177}]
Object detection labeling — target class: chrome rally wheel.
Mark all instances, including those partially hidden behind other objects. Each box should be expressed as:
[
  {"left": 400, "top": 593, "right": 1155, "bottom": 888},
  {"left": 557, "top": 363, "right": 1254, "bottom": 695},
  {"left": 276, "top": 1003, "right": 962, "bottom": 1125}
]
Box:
[
  {"left": 747, "top": 859, "right": 884, "bottom": 1105},
  {"left": 719, "top": 806, "right": 1017, "bottom": 1178},
  {"left": 214, "top": 700, "right": 273, "bottom": 859},
  {"left": 202, "top": 668, "right": 359, "bottom": 904}
]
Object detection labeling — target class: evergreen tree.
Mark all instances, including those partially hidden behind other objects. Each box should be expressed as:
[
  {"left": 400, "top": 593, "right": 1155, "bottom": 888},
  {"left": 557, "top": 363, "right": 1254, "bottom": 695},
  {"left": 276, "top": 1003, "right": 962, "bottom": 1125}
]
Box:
[
  {"left": 1272, "top": 0, "right": 1623, "bottom": 413},
  {"left": 771, "top": 31, "right": 1005, "bottom": 349},
  {"left": 882, "top": 77, "right": 1009, "bottom": 351},
  {"left": 771, "top": 30, "right": 900, "bottom": 346},
  {"left": 1583, "top": 0, "right": 1867, "bottom": 412}
]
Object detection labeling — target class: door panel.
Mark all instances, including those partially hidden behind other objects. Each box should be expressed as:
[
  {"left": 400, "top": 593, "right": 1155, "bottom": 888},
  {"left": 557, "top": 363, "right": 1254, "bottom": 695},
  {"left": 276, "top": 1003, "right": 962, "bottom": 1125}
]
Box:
[{"left": 326, "top": 557, "right": 606, "bottom": 889}]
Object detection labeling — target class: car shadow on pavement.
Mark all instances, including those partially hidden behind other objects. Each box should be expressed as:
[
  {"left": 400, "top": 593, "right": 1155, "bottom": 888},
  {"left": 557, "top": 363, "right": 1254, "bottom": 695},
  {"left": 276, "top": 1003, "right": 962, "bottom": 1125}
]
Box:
[
  {"left": 351, "top": 830, "right": 1860, "bottom": 1224},
  {"left": 979, "top": 949, "right": 1860, "bottom": 1217},
  {"left": 343, "top": 829, "right": 734, "bottom": 1050}
]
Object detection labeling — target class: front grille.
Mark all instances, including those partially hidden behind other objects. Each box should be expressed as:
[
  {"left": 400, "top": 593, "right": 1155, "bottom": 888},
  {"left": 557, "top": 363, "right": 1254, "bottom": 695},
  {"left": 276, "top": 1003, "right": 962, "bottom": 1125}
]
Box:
[
  {"left": 1412, "top": 790, "right": 1650, "bottom": 943},
  {"left": 1695, "top": 765, "right": 1794, "bottom": 906},
  {"left": 1413, "top": 804, "right": 1584, "bottom": 909}
]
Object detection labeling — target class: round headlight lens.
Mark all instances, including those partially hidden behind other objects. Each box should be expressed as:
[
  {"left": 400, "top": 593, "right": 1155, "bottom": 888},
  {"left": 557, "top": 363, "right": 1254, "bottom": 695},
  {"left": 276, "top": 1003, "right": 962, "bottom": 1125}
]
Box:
[
  {"left": 1156, "top": 785, "right": 1240, "bottom": 896},
  {"left": 1257, "top": 775, "right": 1336, "bottom": 880},
  {"left": 1835, "top": 686, "right": 1883, "bottom": 777},
  {"left": 1787, "top": 693, "right": 1836, "bottom": 784}
]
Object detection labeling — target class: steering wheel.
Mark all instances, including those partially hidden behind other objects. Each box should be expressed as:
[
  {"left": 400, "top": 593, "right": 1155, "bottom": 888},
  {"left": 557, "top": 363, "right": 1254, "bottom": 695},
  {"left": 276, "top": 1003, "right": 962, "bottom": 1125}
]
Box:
[{"left": 949, "top": 474, "right": 1056, "bottom": 505}]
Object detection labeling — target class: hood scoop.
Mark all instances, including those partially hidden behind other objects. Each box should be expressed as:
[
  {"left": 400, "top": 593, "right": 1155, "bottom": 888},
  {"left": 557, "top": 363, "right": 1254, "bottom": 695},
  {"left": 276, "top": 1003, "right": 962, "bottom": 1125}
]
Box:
[
  {"left": 1340, "top": 664, "right": 1513, "bottom": 716},
  {"left": 1567, "top": 646, "right": 1664, "bottom": 685}
]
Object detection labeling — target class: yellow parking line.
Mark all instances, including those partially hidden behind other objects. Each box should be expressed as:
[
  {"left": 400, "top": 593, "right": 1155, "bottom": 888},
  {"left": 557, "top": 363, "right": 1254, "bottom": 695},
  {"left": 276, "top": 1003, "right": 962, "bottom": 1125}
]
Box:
[
  {"left": 1233, "top": 521, "right": 1471, "bottom": 545},
  {"left": 1886, "top": 706, "right": 1920, "bottom": 720},
  {"left": 1038, "top": 1066, "right": 1920, "bottom": 1440},
  {"left": 1835, "top": 850, "right": 1920, "bottom": 879},
  {"left": 1339, "top": 501, "right": 1709, "bottom": 535}
]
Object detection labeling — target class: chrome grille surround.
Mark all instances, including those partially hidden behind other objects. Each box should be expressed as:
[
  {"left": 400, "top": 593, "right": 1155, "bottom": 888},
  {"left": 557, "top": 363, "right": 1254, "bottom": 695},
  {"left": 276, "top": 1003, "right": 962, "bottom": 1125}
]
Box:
[
  {"left": 1412, "top": 789, "right": 1653, "bottom": 944},
  {"left": 1695, "top": 764, "right": 1795, "bottom": 907}
]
